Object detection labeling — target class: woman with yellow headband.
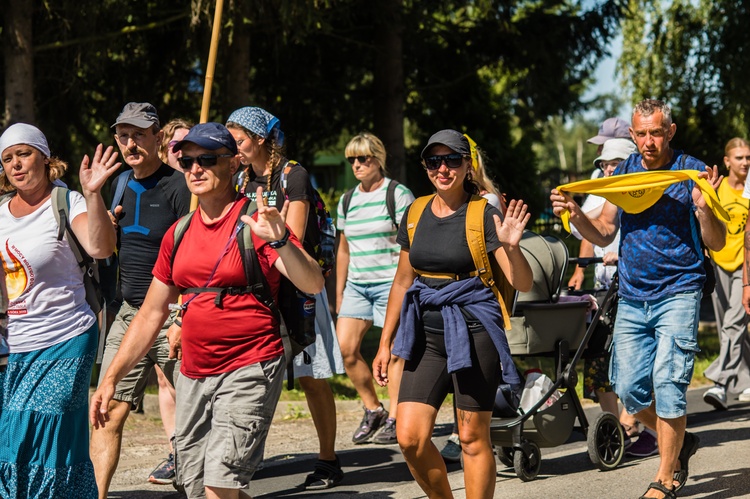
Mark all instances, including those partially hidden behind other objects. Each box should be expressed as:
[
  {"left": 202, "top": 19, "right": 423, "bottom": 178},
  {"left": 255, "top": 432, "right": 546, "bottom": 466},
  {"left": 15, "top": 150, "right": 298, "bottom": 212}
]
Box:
[{"left": 373, "top": 129, "right": 532, "bottom": 498}]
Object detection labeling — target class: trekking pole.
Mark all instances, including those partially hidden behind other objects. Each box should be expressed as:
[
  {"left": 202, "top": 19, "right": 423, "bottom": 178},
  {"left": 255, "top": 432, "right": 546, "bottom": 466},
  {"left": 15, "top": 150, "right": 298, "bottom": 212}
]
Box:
[{"left": 190, "top": 0, "right": 226, "bottom": 212}]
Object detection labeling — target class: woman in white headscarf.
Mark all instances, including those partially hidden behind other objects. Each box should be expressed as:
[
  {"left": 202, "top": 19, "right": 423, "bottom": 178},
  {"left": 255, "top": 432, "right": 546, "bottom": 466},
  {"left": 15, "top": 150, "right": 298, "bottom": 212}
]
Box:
[{"left": 0, "top": 124, "right": 118, "bottom": 498}]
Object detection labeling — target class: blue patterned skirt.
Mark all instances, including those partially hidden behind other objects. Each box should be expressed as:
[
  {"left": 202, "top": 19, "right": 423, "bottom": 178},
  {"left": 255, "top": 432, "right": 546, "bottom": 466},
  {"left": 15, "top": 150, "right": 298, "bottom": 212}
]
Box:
[{"left": 0, "top": 324, "right": 98, "bottom": 499}]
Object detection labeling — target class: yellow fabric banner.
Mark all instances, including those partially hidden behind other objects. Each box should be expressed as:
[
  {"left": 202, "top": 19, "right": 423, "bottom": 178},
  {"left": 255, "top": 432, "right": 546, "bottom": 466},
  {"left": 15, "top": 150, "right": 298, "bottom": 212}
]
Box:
[{"left": 556, "top": 170, "right": 730, "bottom": 232}]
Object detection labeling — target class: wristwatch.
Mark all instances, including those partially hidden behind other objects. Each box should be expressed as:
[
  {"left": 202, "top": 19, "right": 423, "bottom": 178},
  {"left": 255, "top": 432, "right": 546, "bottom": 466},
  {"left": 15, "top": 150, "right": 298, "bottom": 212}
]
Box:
[{"left": 268, "top": 229, "right": 290, "bottom": 249}]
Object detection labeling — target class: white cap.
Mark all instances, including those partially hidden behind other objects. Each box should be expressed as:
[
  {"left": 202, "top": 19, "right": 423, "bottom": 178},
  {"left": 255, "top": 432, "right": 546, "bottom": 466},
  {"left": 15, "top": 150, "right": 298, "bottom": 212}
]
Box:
[
  {"left": 0, "top": 123, "right": 51, "bottom": 159},
  {"left": 594, "top": 138, "right": 637, "bottom": 168}
]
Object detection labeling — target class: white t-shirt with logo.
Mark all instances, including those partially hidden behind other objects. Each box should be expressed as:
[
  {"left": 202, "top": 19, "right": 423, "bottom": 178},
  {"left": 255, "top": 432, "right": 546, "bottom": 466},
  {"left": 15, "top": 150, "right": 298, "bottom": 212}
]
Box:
[{"left": 0, "top": 191, "right": 95, "bottom": 352}]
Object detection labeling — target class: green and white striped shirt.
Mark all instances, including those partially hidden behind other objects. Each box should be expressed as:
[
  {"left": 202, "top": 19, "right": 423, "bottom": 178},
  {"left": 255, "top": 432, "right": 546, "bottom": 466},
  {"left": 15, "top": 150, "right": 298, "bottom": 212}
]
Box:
[{"left": 336, "top": 178, "right": 415, "bottom": 284}]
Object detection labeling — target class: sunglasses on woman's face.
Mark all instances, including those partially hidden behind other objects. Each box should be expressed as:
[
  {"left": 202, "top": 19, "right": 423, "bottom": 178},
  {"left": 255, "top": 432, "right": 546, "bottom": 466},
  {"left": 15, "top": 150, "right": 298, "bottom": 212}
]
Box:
[
  {"left": 347, "top": 155, "right": 371, "bottom": 165},
  {"left": 168, "top": 140, "right": 179, "bottom": 151},
  {"left": 423, "top": 154, "right": 464, "bottom": 170},
  {"left": 177, "top": 154, "right": 234, "bottom": 170}
]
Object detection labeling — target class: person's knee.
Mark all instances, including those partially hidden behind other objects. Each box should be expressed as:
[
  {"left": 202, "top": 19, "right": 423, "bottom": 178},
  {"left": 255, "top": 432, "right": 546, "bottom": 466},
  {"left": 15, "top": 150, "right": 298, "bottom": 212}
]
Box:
[
  {"left": 298, "top": 376, "right": 332, "bottom": 397},
  {"left": 94, "top": 399, "right": 131, "bottom": 435}
]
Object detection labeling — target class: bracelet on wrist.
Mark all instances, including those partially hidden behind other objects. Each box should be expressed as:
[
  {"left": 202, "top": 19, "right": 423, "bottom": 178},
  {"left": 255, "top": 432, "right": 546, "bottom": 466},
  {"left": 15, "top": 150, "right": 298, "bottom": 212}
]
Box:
[
  {"left": 743, "top": 284, "right": 750, "bottom": 288},
  {"left": 173, "top": 318, "right": 182, "bottom": 327},
  {"left": 268, "top": 229, "right": 290, "bottom": 249}
]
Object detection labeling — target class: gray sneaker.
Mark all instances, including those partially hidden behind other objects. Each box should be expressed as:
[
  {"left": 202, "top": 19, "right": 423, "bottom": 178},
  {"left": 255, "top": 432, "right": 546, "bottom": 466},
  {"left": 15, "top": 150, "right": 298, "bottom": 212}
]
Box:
[
  {"left": 352, "top": 405, "right": 389, "bottom": 444},
  {"left": 373, "top": 417, "right": 397, "bottom": 444}
]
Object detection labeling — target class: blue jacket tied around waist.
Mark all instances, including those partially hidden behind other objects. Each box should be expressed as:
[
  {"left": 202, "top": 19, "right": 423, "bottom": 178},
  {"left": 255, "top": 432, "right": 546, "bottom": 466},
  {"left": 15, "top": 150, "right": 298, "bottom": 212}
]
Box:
[{"left": 392, "top": 276, "right": 520, "bottom": 385}]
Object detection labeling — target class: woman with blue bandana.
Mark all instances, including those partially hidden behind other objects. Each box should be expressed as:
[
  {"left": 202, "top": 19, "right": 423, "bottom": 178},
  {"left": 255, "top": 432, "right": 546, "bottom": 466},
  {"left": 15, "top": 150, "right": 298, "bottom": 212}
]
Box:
[
  {"left": 226, "top": 106, "right": 346, "bottom": 490},
  {"left": 0, "top": 123, "right": 118, "bottom": 498}
]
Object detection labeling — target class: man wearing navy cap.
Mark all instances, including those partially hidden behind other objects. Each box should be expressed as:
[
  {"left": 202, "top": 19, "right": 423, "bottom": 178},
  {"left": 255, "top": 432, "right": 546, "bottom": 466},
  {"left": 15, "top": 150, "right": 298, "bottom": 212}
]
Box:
[
  {"left": 91, "top": 123, "right": 325, "bottom": 499},
  {"left": 90, "top": 102, "right": 191, "bottom": 496}
]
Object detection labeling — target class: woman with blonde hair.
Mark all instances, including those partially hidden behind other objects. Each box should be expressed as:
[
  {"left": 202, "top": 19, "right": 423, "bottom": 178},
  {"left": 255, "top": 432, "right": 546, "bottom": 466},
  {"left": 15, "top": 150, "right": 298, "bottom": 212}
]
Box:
[
  {"left": 706, "top": 137, "right": 750, "bottom": 408},
  {"left": 335, "top": 132, "right": 415, "bottom": 446},
  {"left": 0, "top": 123, "right": 118, "bottom": 497},
  {"left": 159, "top": 118, "right": 194, "bottom": 170}
]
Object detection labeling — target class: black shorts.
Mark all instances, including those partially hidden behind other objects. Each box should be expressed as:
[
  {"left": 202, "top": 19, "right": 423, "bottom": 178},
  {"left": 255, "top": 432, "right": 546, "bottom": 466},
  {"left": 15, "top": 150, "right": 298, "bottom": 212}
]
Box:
[{"left": 398, "top": 329, "right": 502, "bottom": 412}]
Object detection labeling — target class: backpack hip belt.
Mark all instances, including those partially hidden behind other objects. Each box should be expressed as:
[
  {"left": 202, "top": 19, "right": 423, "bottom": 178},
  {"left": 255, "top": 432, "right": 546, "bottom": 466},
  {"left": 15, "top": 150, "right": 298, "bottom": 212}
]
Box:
[{"left": 414, "top": 269, "right": 479, "bottom": 281}]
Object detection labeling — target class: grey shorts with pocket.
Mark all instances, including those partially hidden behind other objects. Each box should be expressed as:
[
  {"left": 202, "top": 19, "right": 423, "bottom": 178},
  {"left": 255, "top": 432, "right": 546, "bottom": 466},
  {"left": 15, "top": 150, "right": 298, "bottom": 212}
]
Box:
[
  {"left": 174, "top": 355, "right": 284, "bottom": 498},
  {"left": 98, "top": 301, "right": 180, "bottom": 407}
]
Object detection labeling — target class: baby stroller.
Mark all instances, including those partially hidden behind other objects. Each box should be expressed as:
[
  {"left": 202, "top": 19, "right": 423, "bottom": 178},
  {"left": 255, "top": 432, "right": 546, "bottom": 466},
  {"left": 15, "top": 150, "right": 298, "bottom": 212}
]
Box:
[{"left": 489, "top": 231, "right": 624, "bottom": 481}]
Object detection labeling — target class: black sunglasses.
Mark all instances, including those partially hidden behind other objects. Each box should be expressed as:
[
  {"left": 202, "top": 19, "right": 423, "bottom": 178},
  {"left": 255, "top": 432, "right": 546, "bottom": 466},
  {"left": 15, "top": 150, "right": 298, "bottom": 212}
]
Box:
[
  {"left": 423, "top": 154, "right": 465, "bottom": 170},
  {"left": 346, "top": 155, "right": 371, "bottom": 165},
  {"left": 178, "top": 154, "right": 234, "bottom": 170}
]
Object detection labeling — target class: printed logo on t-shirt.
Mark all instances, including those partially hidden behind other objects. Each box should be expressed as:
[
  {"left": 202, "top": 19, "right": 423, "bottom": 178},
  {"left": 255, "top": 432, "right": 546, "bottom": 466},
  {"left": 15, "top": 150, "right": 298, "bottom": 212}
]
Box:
[
  {"left": 1, "top": 240, "right": 34, "bottom": 308},
  {"left": 248, "top": 190, "right": 280, "bottom": 208},
  {"left": 726, "top": 201, "right": 748, "bottom": 236}
]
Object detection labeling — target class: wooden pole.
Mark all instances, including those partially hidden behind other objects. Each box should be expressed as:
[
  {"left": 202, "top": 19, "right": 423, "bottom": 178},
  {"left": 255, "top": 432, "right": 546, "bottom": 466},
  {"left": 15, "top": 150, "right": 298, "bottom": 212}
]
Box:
[{"left": 191, "top": 0, "right": 225, "bottom": 211}]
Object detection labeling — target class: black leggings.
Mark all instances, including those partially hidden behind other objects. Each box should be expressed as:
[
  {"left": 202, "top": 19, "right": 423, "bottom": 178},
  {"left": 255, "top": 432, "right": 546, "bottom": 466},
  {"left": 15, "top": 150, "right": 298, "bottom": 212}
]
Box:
[{"left": 398, "top": 329, "right": 502, "bottom": 412}]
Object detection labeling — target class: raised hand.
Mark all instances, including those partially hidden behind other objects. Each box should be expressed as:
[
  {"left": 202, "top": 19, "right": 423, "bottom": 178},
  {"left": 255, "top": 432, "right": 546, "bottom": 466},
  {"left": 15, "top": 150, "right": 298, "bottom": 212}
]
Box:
[
  {"left": 494, "top": 199, "right": 530, "bottom": 247},
  {"left": 241, "top": 186, "right": 289, "bottom": 242},
  {"left": 80, "top": 144, "right": 121, "bottom": 195},
  {"left": 693, "top": 164, "right": 723, "bottom": 209}
]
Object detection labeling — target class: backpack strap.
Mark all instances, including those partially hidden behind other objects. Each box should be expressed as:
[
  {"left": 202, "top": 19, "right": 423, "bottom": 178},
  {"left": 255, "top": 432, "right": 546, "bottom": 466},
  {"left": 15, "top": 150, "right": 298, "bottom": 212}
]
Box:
[
  {"left": 170, "top": 211, "right": 197, "bottom": 271},
  {"left": 386, "top": 179, "right": 400, "bottom": 228},
  {"left": 110, "top": 169, "right": 132, "bottom": 212},
  {"left": 465, "top": 195, "right": 512, "bottom": 329},
  {"left": 406, "top": 194, "right": 434, "bottom": 246},
  {"left": 234, "top": 201, "right": 297, "bottom": 389},
  {"left": 280, "top": 160, "right": 298, "bottom": 197},
  {"left": 50, "top": 186, "right": 103, "bottom": 315},
  {"left": 341, "top": 187, "right": 355, "bottom": 220}
]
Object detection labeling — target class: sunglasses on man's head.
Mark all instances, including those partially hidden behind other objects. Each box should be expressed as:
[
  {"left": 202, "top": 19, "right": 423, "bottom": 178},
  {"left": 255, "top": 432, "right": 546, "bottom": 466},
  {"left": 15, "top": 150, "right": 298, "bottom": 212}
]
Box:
[
  {"left": 177, "top": 154, "right": 234, "bottom": 170},
  {"left": 423, "top": 154, "right": 465, "bottom": 170},
  {"left": 346, "top": 155, "right": 371, "bottom": 165}
]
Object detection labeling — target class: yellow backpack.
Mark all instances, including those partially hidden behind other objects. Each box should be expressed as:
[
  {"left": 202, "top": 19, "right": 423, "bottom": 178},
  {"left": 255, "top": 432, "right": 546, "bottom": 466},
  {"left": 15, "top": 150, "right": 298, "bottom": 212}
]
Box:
[{"left": 406, "top": 194, "right": 515, "bottom": 329}]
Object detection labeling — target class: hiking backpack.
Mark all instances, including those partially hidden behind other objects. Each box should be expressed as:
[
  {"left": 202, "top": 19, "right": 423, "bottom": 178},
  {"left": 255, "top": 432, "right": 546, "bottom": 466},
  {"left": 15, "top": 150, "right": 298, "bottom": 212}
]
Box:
[
  {"left": 277, "top": 161, "right": 336, "bottom": 276},
  {"left": 0, "top": 186, "right": 104, "bottom": 316},
  {"left": 340, "top": 179, "right": 402, "bottom": 228},
  {"left": 170, "top": 199, "right": 315, "bottom": 389},
  {"left": 405, "top": 194, "right": 516, "bottom": 329}
]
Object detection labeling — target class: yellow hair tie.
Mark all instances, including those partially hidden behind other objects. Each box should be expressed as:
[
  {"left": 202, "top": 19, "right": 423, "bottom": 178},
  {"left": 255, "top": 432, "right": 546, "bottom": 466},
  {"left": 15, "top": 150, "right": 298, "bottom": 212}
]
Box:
[{"left": 463, "top": 133, "right": 479, "bottom": 171}]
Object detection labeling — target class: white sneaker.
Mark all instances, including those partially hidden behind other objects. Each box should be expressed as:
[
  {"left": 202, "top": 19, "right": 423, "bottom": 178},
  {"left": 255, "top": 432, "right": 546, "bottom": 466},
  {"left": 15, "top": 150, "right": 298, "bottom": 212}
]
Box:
[
  {"left": 703, "top": 385, "right": 727, "bottom": 410},
  {"left": 739, "top": 388, "right": 750, "bottom": 403}
]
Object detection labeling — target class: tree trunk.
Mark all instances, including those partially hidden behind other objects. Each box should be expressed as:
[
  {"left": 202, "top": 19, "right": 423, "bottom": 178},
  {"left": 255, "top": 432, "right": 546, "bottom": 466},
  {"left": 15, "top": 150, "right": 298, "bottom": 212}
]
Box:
[
  {"left": 225, "top": 7, "right": 252, "bottom": 114},
  {"left": 3, "top": 0, "right": 35, "bottom": 126},
  {"left": 372, "top": 0, "right": 405, "bottom": 183}
]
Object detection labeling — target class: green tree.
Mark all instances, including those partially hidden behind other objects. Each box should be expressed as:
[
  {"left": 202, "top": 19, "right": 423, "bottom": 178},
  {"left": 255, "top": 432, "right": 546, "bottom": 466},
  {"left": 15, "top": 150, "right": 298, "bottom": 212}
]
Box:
[{"left": 619, "top": 0, "right": 750, "bottom": 167}]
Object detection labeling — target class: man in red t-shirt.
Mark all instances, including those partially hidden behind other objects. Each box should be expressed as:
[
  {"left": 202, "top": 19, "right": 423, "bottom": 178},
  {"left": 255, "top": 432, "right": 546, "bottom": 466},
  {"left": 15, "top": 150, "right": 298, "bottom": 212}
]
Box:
[{"left": 90, "top": 122, "right": 324, "bottom": 499}]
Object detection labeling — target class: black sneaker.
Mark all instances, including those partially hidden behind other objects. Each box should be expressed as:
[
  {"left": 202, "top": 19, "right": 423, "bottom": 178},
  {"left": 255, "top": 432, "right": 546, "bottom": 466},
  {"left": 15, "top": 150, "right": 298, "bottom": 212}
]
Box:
[
  {"left": 148, "top": 453, "right": 175, "bottom": 485},
  {"left": 352, "top": 404, "right": 388, "bottom": 444}
]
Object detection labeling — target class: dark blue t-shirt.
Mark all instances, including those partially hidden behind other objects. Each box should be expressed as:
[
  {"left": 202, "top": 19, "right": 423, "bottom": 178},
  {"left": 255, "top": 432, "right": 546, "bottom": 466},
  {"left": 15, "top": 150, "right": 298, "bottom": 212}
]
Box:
[{"left": 614, "top": 150, "right": 706, "bottom": 301}]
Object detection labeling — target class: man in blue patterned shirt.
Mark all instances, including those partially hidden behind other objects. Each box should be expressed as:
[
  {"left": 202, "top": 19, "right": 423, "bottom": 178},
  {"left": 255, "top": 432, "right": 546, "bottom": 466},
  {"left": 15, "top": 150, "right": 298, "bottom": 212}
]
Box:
[{"left": 551, "top": 99, "right": 725, "bottom": 499}]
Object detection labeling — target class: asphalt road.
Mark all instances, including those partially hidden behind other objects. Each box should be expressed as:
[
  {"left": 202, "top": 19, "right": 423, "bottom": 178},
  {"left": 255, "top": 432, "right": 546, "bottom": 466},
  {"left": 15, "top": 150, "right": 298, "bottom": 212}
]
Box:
[
  {"left": 249, "top": 389, "right": 750, "bottom": 499},
  {"left": 109, "top": 387, "right": 750, "bottom": 499}
]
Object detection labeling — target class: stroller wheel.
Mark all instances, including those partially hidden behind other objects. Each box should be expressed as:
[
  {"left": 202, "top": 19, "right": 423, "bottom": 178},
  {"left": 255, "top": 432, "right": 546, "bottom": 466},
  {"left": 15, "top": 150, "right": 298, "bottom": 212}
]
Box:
[
  {"left": 513, "top": 441, "right": 541, "bottom": 481},
  {"left": 587, "top": 411, "right": 625, "bottom": 471},
  {"left": 495, "top": 446, "right": 514, "bottom": 468}
]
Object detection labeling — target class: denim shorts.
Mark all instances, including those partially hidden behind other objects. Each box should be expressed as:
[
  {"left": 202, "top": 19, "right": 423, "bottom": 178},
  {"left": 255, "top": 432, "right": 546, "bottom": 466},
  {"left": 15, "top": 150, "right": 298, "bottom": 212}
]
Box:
[
  {"left": 338, "top": 280, "right": 392, "bottom": 327},
  {"left": 609, "top": 291, "right": 701, "bottom": 419}
]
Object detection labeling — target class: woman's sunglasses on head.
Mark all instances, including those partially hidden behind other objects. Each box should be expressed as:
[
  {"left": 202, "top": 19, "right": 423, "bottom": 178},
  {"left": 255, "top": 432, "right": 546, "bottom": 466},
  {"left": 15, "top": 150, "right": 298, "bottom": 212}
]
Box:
[
  {"left": 423, "top": 154, "right": 464, "bottom": 170},
  {"left": 177, "top": 154, "right": 234, "bottom": 170}
]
